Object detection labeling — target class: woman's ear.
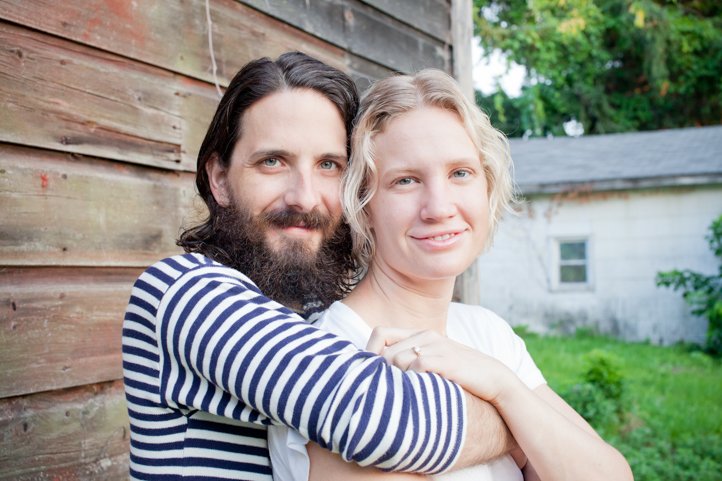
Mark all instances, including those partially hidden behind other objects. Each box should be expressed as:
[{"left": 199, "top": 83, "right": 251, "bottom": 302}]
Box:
[{"left": 206, "top": 154, "right": 231, "bottom": 207}]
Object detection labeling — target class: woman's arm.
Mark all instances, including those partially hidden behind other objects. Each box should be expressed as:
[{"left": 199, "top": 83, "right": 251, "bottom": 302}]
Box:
[
  {"left": 367, "top": 327, "right": 633, "bottom": 481},
  {"left": 493, "top": 379, "right": 632, "bottom": 481}
]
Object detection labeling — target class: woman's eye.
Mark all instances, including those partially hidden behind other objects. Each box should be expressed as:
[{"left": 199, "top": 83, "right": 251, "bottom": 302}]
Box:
[
  {"left": 452, "top": 169, "right": 471, "bottom": 178},
  {"left": 320, "top": 160, "right": 338, "bottom": 170},
  {"left": 396, "top": 177, "right": 415, "bottom": 185}
]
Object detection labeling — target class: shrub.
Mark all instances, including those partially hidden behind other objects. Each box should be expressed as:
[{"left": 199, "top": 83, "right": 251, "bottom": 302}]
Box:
[
  {"left": 564, "top": 382, "right": 619, "bottom": 433},
  {"left": 657, "top": 214, "right": 722, "bottom": 356},
  {"left": 582, "top": 349, "right": 624, "bottom": 402},
  {"left": 562, "top": 349, "right": 625, "bottom": 434}
]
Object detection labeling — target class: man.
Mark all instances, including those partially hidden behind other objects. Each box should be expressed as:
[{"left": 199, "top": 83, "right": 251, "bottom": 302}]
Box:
[{"left": 123, "top": 52, "right": 515, "bottom": 481}]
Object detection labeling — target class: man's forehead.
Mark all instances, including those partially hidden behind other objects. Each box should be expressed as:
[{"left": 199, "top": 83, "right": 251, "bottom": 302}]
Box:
[{"left": 235, "top": 89, "right": 347, "bottom": 159}]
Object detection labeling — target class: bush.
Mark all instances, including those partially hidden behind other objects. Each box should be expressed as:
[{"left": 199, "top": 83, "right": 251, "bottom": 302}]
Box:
[
  {"left": 564, "top": 382, "right": 619, "bottom": 433},
  {"left": 657, "top": 214, "right": 722, "bottom": 356},
  {"left": 562, "top": 349, "right": 625, "bottom": 434}
]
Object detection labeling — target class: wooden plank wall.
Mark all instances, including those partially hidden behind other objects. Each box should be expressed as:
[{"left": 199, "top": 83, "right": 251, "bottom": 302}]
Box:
[{"left": 0, "top": 0, "right": 465, "bottom": 478}]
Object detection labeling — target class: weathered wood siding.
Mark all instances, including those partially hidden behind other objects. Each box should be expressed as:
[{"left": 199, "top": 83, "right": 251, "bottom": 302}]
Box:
[{"left": 0, "top": 0, "right": 470, "bottom": 478}]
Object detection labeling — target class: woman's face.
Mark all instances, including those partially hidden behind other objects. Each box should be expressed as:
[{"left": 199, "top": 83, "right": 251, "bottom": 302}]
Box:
[{"left": 366, "top": 106, "right": 490, "bottom": 283}]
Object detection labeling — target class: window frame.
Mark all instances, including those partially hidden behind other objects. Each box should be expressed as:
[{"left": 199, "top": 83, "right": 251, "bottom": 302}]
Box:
[{"left": 550, "top": 237, "right": 593, "bottom": 291}]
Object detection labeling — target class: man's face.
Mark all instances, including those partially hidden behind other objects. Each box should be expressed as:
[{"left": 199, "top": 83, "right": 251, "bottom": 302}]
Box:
[{"left": 210, "top": 88, "right": 348, "bottom": 260}]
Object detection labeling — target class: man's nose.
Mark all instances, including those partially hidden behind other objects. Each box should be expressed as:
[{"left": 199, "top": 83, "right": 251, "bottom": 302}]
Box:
[{"left": 283, "top": 169, "right": 321, "bottom": 212}]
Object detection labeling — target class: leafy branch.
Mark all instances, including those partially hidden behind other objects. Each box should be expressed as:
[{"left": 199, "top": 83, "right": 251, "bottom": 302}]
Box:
[{"left": 656, "top": 215, "right": 722, "bottom": 356}]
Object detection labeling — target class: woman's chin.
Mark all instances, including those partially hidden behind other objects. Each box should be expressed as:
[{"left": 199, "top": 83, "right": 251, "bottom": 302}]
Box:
[{"left": 410, "top": 263, "right": 475, "bottom": 283}]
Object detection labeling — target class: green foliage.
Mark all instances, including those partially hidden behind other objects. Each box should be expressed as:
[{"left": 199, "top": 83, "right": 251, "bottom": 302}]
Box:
[
  {"left": 520, "top": 331, "right": 722, "bottom": 481},
  {"left": 562, "top": 349, "right": 625, "bottom": 433},
  {"left": 615, "top": 428, "right": 722, "bottom": 481},
  {"left": 473, "top": 0, "right": 722, "bottom": 137},
  {"left": 656, "top": 215, "right": 722, "bottom": 356},
  {"left": 581, "top": 349, "right": 624, "bottom": 400}
]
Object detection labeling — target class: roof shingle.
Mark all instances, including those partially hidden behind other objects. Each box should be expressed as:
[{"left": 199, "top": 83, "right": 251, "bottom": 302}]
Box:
[{"left": 509, "top": 125, "right": 722, "bottom": 193}]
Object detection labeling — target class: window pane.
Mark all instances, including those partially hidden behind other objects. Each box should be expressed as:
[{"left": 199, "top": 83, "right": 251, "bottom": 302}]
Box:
[
  {"left": 560, "top": 265, "right": 587, "bottom": 283},
  {"left": 560, "top": 241, "right": 586, "bottom": 261}
]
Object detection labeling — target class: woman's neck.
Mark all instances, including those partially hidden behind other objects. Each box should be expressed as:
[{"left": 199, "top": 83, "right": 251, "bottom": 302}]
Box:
[{"left": 343, "top": 263, "right": 455, "bottom": 334}]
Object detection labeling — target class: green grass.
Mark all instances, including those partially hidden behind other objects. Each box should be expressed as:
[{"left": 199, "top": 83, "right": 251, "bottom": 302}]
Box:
[{"left": 515, "top": 328, "right": 722, "bottom": 481}]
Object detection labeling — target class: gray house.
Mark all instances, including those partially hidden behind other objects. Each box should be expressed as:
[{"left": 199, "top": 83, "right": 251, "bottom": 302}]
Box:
[{"left": 477, "top": 125, "right": 722, "bottom": 344}]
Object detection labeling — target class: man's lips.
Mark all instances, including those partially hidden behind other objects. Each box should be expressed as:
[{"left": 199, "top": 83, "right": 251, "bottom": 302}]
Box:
[{"left": 276, "top": 224, "right": 319, "bottom": 238}]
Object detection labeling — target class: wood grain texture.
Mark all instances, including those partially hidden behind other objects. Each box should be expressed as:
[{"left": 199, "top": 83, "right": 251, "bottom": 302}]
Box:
[
  {"left": 0, "top": 267, "right": 142, "bottom": 399},
  {"left": 240, "top": 0, "right": 450, "bottom": 73},
  {"left": 0, "top": 144, "right": 200, "bottom": 266},
  {"left": 0, "top": 20, "right": 218, "bottom": 171},
  {"left": 450, "top": 0, "right": 479, "bottom": 305},
  {"left": 451, "top": 0, "right": 474, "bottom": 100},
  {"left": 0, "top": 0, "right": 393, "bottom": 88},
  {"left": 0, "top": 380, "right": 129, "bottom": 481},
  {"left": 361, "top": 0, "right": 450, "bottom": 42}
]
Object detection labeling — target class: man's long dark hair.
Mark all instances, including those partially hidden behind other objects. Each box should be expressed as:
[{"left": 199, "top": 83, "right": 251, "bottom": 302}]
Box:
[{"left": 177, "top": 52, "right": 359, "bottom": 306}]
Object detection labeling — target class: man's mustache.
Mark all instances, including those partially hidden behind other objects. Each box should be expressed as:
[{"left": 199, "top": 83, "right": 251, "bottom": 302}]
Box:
[{"left": 262, "top": 209, "right": 332, "bottom": 230}]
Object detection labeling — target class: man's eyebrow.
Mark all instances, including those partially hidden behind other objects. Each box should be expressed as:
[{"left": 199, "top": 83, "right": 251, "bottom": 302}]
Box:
[{"left": 250, "top": 149, "right": 292, "bottom": 159}]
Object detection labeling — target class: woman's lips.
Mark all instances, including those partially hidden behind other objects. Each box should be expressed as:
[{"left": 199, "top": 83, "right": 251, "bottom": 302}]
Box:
[{"left": 411, "top": 229, "right": 467, "bottom": 249}]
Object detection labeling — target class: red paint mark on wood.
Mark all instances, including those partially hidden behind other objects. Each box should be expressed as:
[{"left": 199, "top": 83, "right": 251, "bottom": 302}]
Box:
[
  {"left": 105, "top": 0, "right": 135, "bottom": 23},
  {"left": 81, "top": 14, "right": 103, "bottom": 43},
  {"left": 40, "top": 173, "right": 49, "bottom": 189},
  {"left": 105, "top": 0, "right": 148, "bottom": 47}
]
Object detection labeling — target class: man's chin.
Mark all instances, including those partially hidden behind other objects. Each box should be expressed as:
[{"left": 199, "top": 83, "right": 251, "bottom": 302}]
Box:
[{"left": 210, "top": 205, "right": 354, "bottom": 310}]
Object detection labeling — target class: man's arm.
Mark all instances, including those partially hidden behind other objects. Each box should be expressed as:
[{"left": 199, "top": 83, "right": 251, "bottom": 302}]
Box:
[
  {"left": 302, "top": 392, "right": 519, "bottom": 479},
  {"left": 452, "top": 393, "right": 518, "bottom": 469},
  {"left": 141, "top": 259, "right": 467, "bottom": 473}
]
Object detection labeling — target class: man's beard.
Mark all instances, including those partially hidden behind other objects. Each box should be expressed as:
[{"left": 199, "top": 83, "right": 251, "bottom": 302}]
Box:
[{"left": 208, "top": 203, "right": 356, "bottom": 311}]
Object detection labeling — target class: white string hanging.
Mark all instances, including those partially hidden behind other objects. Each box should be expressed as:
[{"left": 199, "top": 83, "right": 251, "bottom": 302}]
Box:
[{"left": 205, "top": 0, "right": 223, "bottom": 99}]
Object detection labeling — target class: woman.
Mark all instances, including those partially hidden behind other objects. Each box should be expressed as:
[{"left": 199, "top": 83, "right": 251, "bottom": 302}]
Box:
[{"left": 269, "top": 70, "right": 633, "bottom": 481}]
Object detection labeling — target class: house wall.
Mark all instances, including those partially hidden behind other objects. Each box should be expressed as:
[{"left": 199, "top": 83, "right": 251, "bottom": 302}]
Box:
[
  {"left": 477, "top": 184, "right": 722, "bottom": 344},
  {"left": 0, "top": 1, "right": 468, "bottom": 478}
]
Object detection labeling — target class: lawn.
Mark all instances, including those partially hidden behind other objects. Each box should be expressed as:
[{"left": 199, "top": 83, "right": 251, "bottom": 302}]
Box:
[{"left": 516, "top": 328, "right": 722, "bottom": 481}]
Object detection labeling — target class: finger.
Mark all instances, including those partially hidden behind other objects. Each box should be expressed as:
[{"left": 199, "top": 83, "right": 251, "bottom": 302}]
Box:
[
  {"left": 365, "top": 326, "right": 424, "bottom": 354},
  {"left": 408, "top": 355, "right": 431, "bottom": 374},
  {"left": 385, "top": 347, "right": 418, "bottom": 371},
  {"left": 379, "top": 330, "right": 438, "bottom": 362},
  {"left": 382, "top": 336, "right": 440, "bottom": 371}
]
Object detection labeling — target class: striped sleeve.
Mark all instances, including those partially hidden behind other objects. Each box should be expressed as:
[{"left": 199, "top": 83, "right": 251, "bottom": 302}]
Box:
[{"left": 153, "top": 258, "right": 466, "bottom": 474}]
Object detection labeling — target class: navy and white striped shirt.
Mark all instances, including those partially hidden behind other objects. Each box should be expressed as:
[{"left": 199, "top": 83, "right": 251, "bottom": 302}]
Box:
[{"left": 122, "top": 253, "right": 466, "bottom": 480}]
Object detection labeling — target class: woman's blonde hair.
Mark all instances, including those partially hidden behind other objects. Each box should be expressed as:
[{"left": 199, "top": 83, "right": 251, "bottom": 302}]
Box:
[{"left": 343, "top": 69, "right": 515, "bottom": 270}]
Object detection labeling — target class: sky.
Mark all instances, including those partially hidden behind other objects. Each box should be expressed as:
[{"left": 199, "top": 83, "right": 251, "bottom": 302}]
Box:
[{"left": 471, "top": 38, "right": 525, "bottom": 97}]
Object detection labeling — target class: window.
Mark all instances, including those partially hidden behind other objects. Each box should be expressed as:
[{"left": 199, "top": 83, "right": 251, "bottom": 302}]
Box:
[
  {"left": 559, "top": 240, "right": 588, "bottom": 283},
  {"left": 551, "top": 238, "right": 592, "bottom": 290}
]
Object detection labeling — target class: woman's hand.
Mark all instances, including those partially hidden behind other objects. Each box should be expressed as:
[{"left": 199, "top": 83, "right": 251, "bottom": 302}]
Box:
[{"left": 366, "top": 326, "right": 521, "bottom": 404}]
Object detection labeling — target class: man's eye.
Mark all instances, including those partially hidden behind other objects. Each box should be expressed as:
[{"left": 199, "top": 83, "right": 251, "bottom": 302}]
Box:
[
  {"left": 262, "top": 158, "right": 281, "bottom": 167},
  {"left": 320, "top": 160, "right": 338, "bottom": 170}
]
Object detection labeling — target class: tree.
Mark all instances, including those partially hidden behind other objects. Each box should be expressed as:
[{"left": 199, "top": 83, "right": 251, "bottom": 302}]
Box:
[
  {"left": 474, "top": 0, "right": 722, "bottom": 137},
  {"left": 656, "top": 215, "right": 722, "bottom": 356}
]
